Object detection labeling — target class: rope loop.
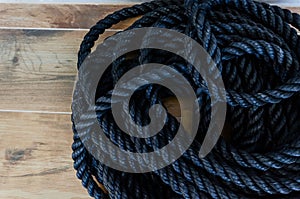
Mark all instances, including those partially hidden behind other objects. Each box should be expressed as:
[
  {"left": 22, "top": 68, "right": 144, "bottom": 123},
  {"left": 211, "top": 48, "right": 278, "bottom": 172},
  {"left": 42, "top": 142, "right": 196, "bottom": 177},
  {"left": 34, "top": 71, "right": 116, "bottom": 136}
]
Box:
[{"left": 72, "top": 0, "right": 300, "bottom": 198}]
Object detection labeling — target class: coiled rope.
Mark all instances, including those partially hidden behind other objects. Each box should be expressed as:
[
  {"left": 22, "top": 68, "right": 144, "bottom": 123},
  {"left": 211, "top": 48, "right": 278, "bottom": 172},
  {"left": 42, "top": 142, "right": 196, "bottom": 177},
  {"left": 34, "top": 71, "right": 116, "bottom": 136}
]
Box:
[{"left": 72, "top": 0, "right": 300, "bottom": 198}]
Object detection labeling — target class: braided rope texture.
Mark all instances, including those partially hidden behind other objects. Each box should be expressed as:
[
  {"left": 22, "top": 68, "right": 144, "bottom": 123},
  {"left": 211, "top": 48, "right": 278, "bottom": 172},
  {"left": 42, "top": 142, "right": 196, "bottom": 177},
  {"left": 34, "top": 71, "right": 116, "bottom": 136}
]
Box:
[{"left": 72, "top": 0, "right": 300, "bottom": 198}]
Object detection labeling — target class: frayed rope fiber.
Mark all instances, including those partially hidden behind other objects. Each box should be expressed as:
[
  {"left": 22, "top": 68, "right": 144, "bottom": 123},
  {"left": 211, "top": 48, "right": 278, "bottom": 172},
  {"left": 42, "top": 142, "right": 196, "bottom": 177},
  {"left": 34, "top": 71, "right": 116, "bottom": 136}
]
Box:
[{"left": 72, "top": 0, "right": 300, "bottom": 198}]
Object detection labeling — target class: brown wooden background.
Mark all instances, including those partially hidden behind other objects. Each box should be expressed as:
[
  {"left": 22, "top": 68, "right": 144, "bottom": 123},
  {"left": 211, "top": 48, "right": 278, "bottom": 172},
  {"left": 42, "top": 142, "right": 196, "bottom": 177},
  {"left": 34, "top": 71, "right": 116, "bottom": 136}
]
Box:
[{"left": 0, "top": 1, "right": 299, "bottom": 199}]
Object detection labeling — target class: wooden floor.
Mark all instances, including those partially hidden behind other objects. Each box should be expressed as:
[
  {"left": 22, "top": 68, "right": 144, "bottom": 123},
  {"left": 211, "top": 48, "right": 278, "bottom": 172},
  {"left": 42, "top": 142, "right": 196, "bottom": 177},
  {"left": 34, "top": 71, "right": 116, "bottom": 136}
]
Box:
[{"left": 0, "top": 1, "right": 299, "bottom": 199}]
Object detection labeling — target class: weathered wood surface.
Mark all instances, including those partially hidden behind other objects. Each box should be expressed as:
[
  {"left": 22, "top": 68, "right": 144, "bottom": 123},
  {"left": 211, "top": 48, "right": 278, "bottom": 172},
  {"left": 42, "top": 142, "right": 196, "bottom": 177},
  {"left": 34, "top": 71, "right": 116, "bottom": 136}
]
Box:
[
  {"left": 0, "top": 4, "right": 139, "bottom": 29},
  {"left": 0, "top": 29, "right": 117, "bottom": 112},
  {"left": 0, "top": 112, "right": 87, "bottom": 199},
  {"left": 0, "top": 1, "right": 299, "bottom": 199}
]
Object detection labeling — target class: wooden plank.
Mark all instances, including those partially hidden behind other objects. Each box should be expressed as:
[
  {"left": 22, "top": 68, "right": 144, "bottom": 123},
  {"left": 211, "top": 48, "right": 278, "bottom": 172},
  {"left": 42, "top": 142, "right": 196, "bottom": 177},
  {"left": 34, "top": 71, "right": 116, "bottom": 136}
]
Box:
[
  {"left": 0, "top": 112, "right": 89, "bottom": 199},
  {"left": 0, "top": 23, "right": 299, "bottom": 113},
  {"left": 0, "top": 3, "right": 139, "bottom": 29},
  {"left": 0, "top": 3, "right": 299, "bottom": 30},
  {"left": 0, "top": 29, "right": 116, "bottom": 113}
]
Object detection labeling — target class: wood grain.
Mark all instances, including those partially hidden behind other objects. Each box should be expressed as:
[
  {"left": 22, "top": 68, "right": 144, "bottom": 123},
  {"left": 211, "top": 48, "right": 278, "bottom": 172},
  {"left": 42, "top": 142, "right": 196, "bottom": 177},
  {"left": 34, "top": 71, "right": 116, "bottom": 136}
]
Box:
[
  {"left": 0, "top": 112, "right": 89, "bottom": 198},
  {"left": 0, "top": 4, "right": 139, "bottom": 29},
  {"left": 0, "top": 29, "right": 116, "bottom": 112}
]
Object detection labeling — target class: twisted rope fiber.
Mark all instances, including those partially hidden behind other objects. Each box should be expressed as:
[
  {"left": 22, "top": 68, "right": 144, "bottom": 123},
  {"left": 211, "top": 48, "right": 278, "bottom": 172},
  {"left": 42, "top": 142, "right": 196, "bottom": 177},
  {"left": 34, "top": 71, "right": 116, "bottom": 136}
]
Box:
[{"left": 72, "top": 0, "right": 300, "bottom": 198}]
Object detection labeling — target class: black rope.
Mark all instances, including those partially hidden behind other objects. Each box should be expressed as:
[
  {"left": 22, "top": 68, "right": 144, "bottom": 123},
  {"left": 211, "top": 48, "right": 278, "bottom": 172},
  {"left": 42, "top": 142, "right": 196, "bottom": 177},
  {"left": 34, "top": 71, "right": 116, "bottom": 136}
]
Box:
[{"left": 72, "top": 0, "right": 300, "bottom": 198}]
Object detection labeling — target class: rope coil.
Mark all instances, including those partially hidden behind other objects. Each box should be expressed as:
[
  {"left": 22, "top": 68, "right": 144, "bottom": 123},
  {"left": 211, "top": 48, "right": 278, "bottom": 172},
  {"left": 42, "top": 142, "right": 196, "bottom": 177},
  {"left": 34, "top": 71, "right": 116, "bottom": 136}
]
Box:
[{"left": 72, "top": 0, "right": 300, "bottom": 198}]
